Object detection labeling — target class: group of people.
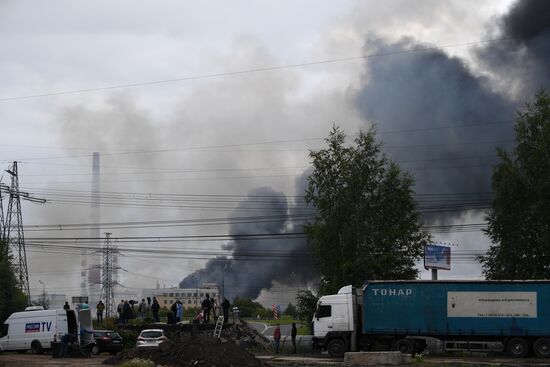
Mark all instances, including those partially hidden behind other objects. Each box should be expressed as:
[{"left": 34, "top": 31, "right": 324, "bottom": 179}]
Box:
[
  {"left": 93, "top": 297, "right": 161, "bottom": 324},
  {"left": 115, "top": 300, "right": 133, "bottom": 324},
  {"left": 273, "top": 322, "right": 298, "bottom": 354},
  {"left": 169, "top": 294, "right": 231, "bottom": 324},
  {"left": 90, "top": 295, "right": 236, "bottom": 324},
  {"left": 91, "top": 295, "right": 231, "bottom": 324}
]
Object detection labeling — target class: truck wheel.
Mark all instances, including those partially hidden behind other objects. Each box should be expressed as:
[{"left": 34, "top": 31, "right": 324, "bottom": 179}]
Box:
[
  {"left": 91, "top": 345, "right": 99, "bottom": 355},
  {"left": 31, "top": 341, "right": 43, "bottom": 354},
  {"left": 393, "top": 338, "right": 415, "bottom": 354},
  {"left": 534, "top": 338, "right": 550, "bottom": 358},
  {"left": 506, "top": 337, "right": 529, "bottom": 358},
  {"left": 327, "top": 339, "right": 347, "bottom": 358}
]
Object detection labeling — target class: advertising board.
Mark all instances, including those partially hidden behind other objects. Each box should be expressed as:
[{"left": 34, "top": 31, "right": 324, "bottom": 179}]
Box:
[{"left": 424, "top": 244, "right": 451, "bottom": 270}]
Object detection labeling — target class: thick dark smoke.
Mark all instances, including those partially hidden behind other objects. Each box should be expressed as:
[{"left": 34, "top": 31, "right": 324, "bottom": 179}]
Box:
[
  {"left": 179, "top": 186, "right": 312, "bottom": 300},
  {"left": 354, "top": 36, "right": 515, "bottom": 218},
  {"left": 180, "top": 0, "right": 550, "bottom": 298},
  {"left": 354, "top": 0, "right": 550, "bottom": 223},
  {"left": 476, "top": 0, "right": 550, "bottom": 98}
]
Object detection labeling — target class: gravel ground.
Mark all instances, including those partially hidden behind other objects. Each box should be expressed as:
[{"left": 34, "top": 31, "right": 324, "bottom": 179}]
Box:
[{"left": 3, "top": 353, "right": 550, "bottom": 367}]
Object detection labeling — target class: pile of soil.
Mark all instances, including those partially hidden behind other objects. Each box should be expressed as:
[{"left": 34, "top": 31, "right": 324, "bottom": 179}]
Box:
[
  {"left": 103, "top": 335, "right": 270, "bottom": 367},
  {"left": 117, "top": 322, "right": 270, "bottom": 353},
  {"left": 227, "top": 322, "right": 271, "bottom": 352}
]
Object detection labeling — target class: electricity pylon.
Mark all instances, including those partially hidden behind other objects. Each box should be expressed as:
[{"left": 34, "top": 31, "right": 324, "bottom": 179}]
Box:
[
  {"left": 101, "top": 233, "right": 119, "bottom": 318},
  {"left": 0, "top": 182, "right": 5, "bottom": 238},
  {"left": 4, "top": 162, "right": 46, "bottom": 304}
]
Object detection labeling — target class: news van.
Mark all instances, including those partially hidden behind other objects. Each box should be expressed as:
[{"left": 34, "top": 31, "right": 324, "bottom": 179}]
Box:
[{"left": 0, "top": 308, "right": 79, "bottom": 353}]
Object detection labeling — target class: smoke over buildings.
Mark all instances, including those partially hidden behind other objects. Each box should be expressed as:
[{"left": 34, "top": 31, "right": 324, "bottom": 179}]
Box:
[
  {"left": 179, "top": 186, "right": 312, "bottom": 300},
  {"left": 177, "top": 0, "right": 550, "bottom": 298},
  {"left": 8, "top": 0, "right": 549, "bottom": 301}
]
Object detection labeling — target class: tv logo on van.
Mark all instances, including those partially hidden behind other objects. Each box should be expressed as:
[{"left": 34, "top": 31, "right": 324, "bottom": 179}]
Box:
[{"left": 25, "top": 322, "right": 52, "bottom": 333}]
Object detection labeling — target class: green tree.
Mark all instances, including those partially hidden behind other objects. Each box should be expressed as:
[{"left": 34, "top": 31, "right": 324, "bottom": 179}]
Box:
[
  {"left": 480, "top": 91, "right": 550, "bottom": 279},
  {"left": 231, "top": 297, "right": 266, "bottom": 318},
  {"left": 305, "top": 126, "right": 429, "bottom": 294},
  {"left": 0, "top": 240, "right": 27, "bottom": 323},
  {"left": 283, "top": 303, "right": 298, "bottom": 318},
  {"left": 295, "top": 290, "right": 318, "bottom": 324}
]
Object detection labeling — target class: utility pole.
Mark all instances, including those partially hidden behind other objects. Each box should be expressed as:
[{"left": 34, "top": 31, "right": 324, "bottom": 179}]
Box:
[
  {"left": 4, "top": 162, "right": 46, "bottom": 304},
  {"left": 101, "top": 232, "right": 118, "bottom": 318},
  {"left": 0, "top": 181, "right": 5, "bottom": 244}
]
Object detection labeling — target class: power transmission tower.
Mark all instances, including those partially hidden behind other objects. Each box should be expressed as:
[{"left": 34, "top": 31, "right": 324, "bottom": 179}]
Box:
[
  {"left": 101, "top": 232, "right": 118, "bottom": 318},
  {"left": 0, "top": 181, "right": 5, "bottom": 249},
  {"left": 4, "top": 162, "right": 46, "bottom": 304}
]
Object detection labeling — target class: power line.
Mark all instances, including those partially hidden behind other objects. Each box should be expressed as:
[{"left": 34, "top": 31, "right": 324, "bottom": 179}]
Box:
[
  {"left": 5, "top": 118, "right": 513, "bottom": 164},
  {"left": 0, "top": 37, "right": 515, "bottom": 103},
  {"left": 15, "top": 153, "right": 501, "bottom": 178}
]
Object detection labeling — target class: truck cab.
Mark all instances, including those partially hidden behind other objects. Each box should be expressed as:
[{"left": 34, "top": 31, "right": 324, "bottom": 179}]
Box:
[{"left": 312, "top": 285, "right": 358, "bottom": 357}]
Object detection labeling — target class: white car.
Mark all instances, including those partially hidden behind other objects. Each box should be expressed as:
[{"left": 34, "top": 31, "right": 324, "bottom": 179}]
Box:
[{"left": 136, "top": 329, "right": 167, "bottom": 348}]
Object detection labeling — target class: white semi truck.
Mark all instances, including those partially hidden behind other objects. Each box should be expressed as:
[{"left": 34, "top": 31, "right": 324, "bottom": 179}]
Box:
[{"left": 312, "top": 281, "right": 550, "bottom": 358}]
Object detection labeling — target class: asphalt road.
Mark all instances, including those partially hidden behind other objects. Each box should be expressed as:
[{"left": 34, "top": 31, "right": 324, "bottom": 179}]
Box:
[{"left": 247, "top": 321, "right": 298, "bottom": 337}]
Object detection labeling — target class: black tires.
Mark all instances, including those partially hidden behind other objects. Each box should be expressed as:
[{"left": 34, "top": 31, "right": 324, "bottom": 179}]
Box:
[
  {"left": 31, "top": 341, "right": 43, "bottom": 354},
  {"left": 327, "top": 338, "right": 347, "bottom": 358},
  {"left": 534, "top": 338, "right": 550, "bottom": 358},
  {"left": 91, "top": 345, "right": 100, "bottom": 355},
  {"left": 393, "top": 338, "right": 415, "bottom": 354},
  {"left": 506, "top": 337, "right": 529, "bottom": 358}
]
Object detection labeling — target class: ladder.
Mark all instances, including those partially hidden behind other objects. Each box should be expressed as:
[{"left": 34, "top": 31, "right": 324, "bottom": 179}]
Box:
[{"left": 213, "top": 316, "right": 224, "bottom": 338}]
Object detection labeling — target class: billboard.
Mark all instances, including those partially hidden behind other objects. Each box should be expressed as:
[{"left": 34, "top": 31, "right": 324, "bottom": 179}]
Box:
[{"left": 424, "top": 244, "right": 451, "bottom": 270}]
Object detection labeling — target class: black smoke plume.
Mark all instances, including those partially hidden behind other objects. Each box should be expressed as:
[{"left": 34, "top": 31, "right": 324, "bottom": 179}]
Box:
[
  {"left": 354, "top": 0, "right": 549, "bottom": 223},
  {"left": 354, "top": 36, "right": 515, "bottom": 222},
  {"left": 180, "top": 1, "right": 550, "bottom": 298},
  {"left": 179, "top": 186, "right": 312, "bottom": 300},
  {"left": 476, "top": 0, "right": 550, "bottom": 98}
]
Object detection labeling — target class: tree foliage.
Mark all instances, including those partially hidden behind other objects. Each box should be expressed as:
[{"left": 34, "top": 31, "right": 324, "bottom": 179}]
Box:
[
  {"left": 305, "top": 126, "right": 429, "bottom": 294},
  {"left": 283, "top": 302, "right": 298, "bottom": 318},
  {"left": 295, "top": 290, "right": 318, "bottom": 323},
  {"left": 480, "top": 91, "right": 550, "bottom": 279},
  {"left": 0, "top": 240, "right": 27, "bottom": 323},
  {"left": 231, "top": 297, "right": 270, "bottom": 318}
]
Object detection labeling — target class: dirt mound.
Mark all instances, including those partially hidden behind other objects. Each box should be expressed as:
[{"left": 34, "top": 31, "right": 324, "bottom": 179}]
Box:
[{"left": 103, "top": 335, "right": 269, "bottom": 367}]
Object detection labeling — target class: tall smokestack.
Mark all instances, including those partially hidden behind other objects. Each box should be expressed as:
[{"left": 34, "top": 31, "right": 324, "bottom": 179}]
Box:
[{"left": 86, "top": 152, "right": 102, "bottom": 302}]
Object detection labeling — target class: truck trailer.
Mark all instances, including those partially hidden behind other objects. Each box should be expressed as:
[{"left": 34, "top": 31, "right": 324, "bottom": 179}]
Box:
[{"left": 312, "top": 280, "right": 550, "bottom": 358}]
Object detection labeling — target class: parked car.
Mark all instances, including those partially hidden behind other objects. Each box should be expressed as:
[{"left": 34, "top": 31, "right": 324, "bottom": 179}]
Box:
[
  {"left": 136, "top": 329, "right": 168, "bottom": 348},
  {"left": 92, "top": 330, "right": 123, "bottom": 355}
]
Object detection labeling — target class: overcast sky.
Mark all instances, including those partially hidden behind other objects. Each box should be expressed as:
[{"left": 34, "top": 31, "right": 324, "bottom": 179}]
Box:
[{"left": 4, "top": 0, "right": 546, "bottom": 306}]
